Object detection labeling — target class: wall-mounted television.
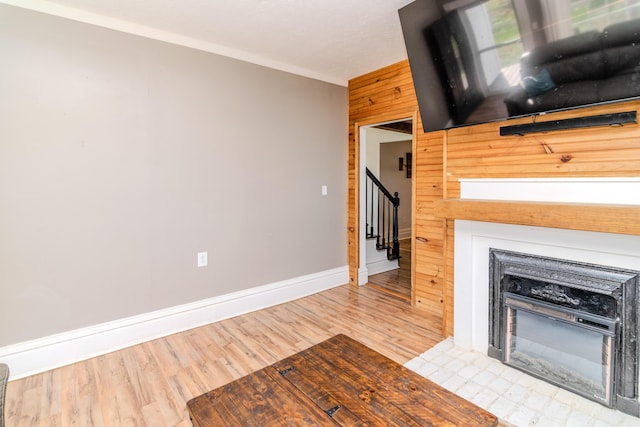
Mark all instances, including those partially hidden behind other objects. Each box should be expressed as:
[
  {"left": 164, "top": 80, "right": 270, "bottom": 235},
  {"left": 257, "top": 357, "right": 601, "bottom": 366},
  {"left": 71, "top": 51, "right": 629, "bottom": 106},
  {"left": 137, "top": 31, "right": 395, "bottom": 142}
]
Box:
[{"left": 399, "top": 0, "right": 640, "bottom": 133}]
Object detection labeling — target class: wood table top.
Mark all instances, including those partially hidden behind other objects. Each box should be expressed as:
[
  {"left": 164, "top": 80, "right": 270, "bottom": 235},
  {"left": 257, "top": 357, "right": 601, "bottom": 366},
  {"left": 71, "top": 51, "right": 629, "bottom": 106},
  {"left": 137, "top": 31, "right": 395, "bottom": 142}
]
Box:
[{"left": 187, "top": 334, "right": 498, "bottom": 426}]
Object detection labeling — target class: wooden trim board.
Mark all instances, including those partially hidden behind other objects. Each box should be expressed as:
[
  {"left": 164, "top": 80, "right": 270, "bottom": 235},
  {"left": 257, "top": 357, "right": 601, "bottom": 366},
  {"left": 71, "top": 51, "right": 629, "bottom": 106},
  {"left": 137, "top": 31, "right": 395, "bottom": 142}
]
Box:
[{"left": 434, "top": 199, "right": 640, "bottom": 236}]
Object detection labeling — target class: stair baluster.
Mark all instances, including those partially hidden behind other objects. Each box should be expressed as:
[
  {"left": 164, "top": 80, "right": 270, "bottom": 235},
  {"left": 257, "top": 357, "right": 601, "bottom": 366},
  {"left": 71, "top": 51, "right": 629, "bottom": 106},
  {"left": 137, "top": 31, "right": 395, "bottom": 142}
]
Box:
[{"left": 365, "top": 168, "right": 400, "bottom": 261}]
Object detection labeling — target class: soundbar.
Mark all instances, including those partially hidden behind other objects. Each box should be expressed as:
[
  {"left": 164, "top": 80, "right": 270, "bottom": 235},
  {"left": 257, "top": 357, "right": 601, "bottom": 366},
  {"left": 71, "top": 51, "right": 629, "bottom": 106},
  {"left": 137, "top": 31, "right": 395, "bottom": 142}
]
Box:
[{"left": 500, "top": 111, "right": 637, "bottom": 136}]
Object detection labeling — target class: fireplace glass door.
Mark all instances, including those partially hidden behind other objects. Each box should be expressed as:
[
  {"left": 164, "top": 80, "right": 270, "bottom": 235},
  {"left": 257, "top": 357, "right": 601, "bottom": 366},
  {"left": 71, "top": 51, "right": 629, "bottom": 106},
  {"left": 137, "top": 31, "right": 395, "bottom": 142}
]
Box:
[{"left": 503, "top": 293, "right": 617, "bottom": 406}]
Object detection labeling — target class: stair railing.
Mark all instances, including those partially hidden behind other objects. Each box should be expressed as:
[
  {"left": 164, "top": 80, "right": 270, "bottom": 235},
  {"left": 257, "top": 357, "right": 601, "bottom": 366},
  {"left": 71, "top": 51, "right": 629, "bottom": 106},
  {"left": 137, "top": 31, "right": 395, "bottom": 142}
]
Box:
[{"left": 365, "top": 167, "right": 400, "bottom": 261}]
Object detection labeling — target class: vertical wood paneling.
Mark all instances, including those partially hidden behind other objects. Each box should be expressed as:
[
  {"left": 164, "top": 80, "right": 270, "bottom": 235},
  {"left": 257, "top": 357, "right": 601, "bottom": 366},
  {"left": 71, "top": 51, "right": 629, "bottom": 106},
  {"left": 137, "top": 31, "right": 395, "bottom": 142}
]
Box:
[
  {"left": 413, "top": 130, "right": 445, "bottom": 321},
  {"left": 348, "top": 61, "right": 445, "bottom": 324},
  {"left": 349, "top": 60, "right": 640, "bottom": 339},
  {"left": 441, "top": 99, "right": 640, "bottom": 335},
  {"left": 348, "top": 61, "right": 420, "bottom": 288}
]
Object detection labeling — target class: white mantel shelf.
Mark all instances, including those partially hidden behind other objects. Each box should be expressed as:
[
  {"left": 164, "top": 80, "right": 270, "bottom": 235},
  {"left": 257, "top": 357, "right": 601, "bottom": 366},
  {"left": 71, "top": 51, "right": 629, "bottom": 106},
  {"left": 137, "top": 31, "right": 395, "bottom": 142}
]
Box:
[{"left": 434, "top": 198, "right": 640, "bottom": 236}]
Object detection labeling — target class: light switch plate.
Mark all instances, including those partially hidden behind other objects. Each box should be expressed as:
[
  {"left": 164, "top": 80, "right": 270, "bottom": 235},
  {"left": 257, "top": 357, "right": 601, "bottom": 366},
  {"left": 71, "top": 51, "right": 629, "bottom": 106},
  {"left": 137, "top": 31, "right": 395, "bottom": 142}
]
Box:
[{"left": 197, "top": 252, "right": 208, "bottom": 267}]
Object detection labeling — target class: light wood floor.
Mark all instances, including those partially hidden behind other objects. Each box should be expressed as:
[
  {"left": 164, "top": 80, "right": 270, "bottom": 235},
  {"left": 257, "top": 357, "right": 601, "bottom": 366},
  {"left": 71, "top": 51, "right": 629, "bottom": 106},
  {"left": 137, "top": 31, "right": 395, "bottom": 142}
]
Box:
[
  {"left": 6, "top": 284, "right": 443, "bottom": 426},
  {"left": 367, "top": 238, "right": 411, "bottom": 301}
]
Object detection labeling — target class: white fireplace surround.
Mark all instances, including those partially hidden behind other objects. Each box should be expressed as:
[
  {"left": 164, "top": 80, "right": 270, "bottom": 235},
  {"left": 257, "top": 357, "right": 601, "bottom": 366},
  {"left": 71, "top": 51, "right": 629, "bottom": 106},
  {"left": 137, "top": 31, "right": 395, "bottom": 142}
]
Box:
[{"left": 453, "top": 177, "right": 640, "bottom": 352}]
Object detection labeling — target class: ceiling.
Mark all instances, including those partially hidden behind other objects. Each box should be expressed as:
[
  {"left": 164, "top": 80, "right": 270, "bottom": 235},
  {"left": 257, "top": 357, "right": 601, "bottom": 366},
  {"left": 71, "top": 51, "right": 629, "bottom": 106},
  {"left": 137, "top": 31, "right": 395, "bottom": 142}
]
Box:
[{"left": 3, "top": 0, "right": 417, "bottom": 86}]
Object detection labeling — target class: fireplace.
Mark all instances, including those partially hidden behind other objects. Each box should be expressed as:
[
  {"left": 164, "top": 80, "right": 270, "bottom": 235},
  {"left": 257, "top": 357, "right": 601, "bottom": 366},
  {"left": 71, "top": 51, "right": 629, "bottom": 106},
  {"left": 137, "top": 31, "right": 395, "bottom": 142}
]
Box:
[
  {"left": 451, "top": 178, "right": 640, "bottom": 418},
  {"left": 487, "top": 249, "right": 639, "bottom": 413}
]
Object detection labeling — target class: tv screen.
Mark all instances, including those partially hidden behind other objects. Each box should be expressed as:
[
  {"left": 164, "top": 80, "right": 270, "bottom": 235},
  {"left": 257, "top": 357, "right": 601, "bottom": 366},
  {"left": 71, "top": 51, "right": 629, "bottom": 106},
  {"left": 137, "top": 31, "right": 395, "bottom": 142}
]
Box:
[{"left": 399, "top": 0, "right": 640, "bottom": 132}]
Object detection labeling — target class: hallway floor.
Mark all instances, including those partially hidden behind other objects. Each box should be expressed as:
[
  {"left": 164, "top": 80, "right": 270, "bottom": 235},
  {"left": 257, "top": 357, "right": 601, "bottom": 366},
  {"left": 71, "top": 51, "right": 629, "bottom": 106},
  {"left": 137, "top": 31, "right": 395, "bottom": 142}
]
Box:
[{"left": 367, "top": 238, "right": 411, "bottom": 301}]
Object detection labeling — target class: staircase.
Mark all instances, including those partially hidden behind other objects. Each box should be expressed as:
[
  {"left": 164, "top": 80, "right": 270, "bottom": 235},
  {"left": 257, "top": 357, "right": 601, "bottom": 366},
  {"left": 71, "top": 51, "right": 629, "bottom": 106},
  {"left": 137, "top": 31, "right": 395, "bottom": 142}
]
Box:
[{"left": 365, "top": 168, "right": 400, "bottom": 267}]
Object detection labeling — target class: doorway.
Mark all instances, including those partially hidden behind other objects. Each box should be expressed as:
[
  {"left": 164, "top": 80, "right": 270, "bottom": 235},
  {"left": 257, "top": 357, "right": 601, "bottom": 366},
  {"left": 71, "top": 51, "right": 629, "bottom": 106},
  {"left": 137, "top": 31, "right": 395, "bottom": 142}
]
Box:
[{"left": 359, "top": 119, "right": 413, "bottom": 301}]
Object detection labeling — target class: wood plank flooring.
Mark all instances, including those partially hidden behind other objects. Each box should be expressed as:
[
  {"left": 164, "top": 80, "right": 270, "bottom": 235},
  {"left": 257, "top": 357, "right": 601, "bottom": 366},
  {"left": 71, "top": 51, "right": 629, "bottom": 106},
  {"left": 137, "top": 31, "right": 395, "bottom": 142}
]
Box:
[
  {"left": 367, "top": 238, "right": 411, "bottom": 301},
  {"left": 6, "top": 284, "right": 443, "bottom": 426}
]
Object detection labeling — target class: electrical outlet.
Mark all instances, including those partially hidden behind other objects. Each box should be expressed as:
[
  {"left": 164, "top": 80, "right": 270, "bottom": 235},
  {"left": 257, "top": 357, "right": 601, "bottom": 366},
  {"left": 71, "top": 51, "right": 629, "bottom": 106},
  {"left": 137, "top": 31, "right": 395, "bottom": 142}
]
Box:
[
  {"left": 322, "top": 185, "right": 328, "bottom": 196},
  {"left": 197, "top": 252, "right": 208, "bottom": 267}
]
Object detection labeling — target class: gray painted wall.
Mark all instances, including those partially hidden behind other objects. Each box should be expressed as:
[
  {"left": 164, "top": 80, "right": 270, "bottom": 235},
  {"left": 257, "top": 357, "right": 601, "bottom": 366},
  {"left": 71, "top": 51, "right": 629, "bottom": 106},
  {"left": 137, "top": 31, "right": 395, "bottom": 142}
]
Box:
[{"left": 0, "top": 5, "right": 347, "bottom": 346}]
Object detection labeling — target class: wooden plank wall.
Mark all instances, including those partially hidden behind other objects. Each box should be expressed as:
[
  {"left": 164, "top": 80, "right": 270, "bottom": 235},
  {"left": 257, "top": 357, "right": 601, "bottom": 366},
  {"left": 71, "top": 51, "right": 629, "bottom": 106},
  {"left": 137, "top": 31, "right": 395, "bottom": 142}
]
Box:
[
  {"left": 441, "top": 98, "right": 640, "bottom": 335},
  {"left": 348, "top": 59, "right": 640, "bottom": 337},
  {"left": 348, "top": 61, "right": 446, "bottom": 323}
]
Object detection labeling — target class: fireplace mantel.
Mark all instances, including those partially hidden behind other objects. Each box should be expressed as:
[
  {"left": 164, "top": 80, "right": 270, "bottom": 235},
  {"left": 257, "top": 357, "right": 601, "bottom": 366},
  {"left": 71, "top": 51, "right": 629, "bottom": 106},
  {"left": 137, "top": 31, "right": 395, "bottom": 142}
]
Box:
[{"left": 434, "top": 198, "right": 640, "bottom": 236}]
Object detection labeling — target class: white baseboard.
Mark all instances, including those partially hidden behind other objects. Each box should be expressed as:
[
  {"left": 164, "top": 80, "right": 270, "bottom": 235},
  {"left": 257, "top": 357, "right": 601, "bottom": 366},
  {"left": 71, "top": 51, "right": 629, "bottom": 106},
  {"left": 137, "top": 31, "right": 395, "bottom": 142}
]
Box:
[
  {"left": 398, "top": 228, "right": 412, "bottom": 241},
  {"left": 366, "top": 258, "right": 399, "bottom": 276},
  {"left": 0, "top": 265, "right": 349, "bottom": 380}
]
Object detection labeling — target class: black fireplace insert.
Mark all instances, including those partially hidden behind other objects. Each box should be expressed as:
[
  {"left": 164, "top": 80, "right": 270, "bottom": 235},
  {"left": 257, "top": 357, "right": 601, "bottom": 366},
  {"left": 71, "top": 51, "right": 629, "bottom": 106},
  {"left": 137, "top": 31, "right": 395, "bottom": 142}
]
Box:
[{"left": 488, "top": 249, "right": 640, "bottom": 416}]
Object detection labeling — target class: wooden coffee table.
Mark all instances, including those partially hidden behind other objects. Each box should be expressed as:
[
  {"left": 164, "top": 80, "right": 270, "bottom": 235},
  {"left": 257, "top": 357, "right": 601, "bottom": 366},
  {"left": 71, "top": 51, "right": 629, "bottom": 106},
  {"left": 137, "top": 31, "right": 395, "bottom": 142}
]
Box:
[{"left": 187, "top": 334, "right": 498, "bottom": 426}]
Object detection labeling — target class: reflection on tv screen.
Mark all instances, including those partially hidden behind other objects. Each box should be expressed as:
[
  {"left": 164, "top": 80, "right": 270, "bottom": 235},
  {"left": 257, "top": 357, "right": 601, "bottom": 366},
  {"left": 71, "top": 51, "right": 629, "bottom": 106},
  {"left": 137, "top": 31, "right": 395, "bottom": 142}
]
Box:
[{"left": 401, "top": 0, "right": 640, "bottom": 132}]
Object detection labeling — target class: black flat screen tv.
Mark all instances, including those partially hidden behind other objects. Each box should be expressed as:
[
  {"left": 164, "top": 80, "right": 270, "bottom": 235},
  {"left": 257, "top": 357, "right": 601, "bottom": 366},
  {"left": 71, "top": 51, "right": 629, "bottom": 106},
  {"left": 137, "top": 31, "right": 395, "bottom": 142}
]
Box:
[{"left": 399, "top": 0, "right": 640, "bottom": 132}]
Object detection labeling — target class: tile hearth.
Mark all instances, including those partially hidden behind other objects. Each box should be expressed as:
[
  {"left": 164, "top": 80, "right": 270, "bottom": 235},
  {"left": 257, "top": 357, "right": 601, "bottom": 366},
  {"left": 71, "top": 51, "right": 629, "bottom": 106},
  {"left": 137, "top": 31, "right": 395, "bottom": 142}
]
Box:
[{"left": 405, "top": 339, "right": 640, "bottom": 427}]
